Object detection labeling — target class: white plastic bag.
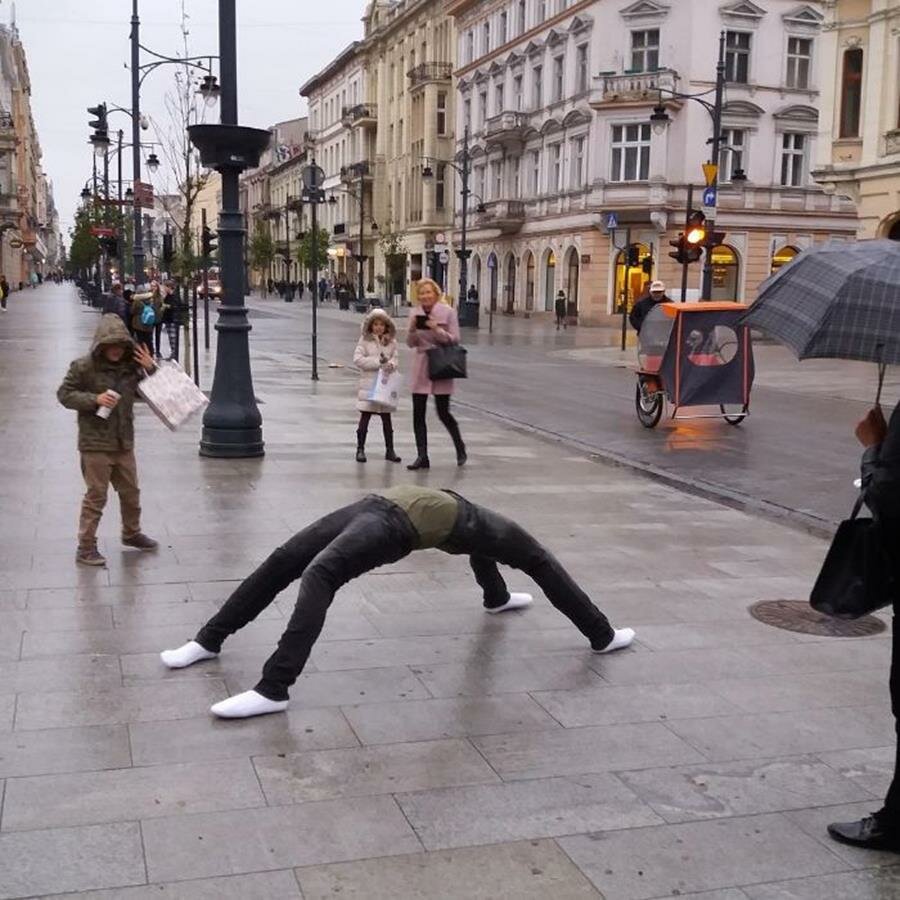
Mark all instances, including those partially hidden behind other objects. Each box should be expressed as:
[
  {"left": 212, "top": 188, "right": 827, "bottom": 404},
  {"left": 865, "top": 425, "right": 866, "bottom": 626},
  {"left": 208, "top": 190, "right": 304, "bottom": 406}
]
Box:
[
  {"left": 368, "top": 370, "right": 401, "bottom": 409},
  {"left": 137, "top": 360, "right": 208, "bottom": 430}
]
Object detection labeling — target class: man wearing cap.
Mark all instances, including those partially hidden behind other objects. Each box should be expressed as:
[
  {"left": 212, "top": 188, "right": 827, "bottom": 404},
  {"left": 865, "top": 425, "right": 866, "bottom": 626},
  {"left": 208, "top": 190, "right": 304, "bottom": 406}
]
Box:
[{"left": 629, "top": 280, "right": 670, "bottom": 334}]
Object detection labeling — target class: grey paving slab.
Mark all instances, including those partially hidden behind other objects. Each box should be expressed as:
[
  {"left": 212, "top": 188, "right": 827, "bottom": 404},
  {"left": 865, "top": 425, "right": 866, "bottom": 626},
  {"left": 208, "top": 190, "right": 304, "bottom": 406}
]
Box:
[
  {"left": 818, "top": 746, "right": 895, "bottom": 799},
  {"left": 0, "top": 725, "right": 131, "bottom": 778},
  {"left": 129, "top": 706, "right": 359, "bottom": 766},
  {"left": 26, "top": 583, "right": 193, "bottom": 607},
  {"left": 0, "top": 821, "right": 145, "bottom": 899},
  {"left": 558, "top": 813, "right": 849, "bottom": 900},
  {"left": 0, "top": 655, "right": 122, "bottom": 696},
  {"left": 111, "top": 599, "right": 281, "bottom": 628},
  {"left": 665, "top": 706, "right": 895, "bottom": 762},
  {"left": 342, "top": 694, "right": 561, "bottom": 745},
  {"left": 35, "top": 870, "right": 303, "bottom": 900},
  {"left": 396, "top": 773, "right": 661, "bottom": 849},
  {"left": 742, "top": 869, "right": 900, "bottom": 900},
  {"left": 473, "top": 722, "right": 705, "bottom": 780},
  {"left": 708, "top": 670, "right": 888, "bottom": 714},
  {"left": 532, "top": 681, "right": 740, "bottom": 727},
  {"left": 412, "top": 654, "right": 606, "bottom": 697},
  {"left": 295, "top": 839, "right": 602, "bottom": 899},
  {"left": 14, "top": 681, "right": 229, "bottom": 730},
  {"left": 3, "top": 607, "right": 114, "bottom": 633},
  {"left": 311, "top": 634, "right": 490, "bottom": 670},
  {"left": 736, "top": 639, "right": 892, "bottom": 677},
  {"left": 2, "top": 758, "right": 265, "bottom": 832},
  {"left": 0, "top": 697, "right": 13, "bottom": 733},
  {"left": 141, "top": 796, "right": 422, "bottom": 882},
  {"left": 633, "top": 621, "right": 801, "bottom": 652},
  {"left": 618, "top": 755, "right": 877, "bottom": 824},
  {"left": 255, "top": 738, "right": 498, "bottom": 804}
]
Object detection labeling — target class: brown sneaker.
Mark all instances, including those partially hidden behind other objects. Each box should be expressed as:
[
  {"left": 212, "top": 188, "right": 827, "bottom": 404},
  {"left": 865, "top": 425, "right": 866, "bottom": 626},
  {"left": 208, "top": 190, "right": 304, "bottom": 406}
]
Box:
[
  {"left": 76, "top": 547, "right": 107, "bottom": 567},
  {"left": 122, "top": 533, "right": 159, "bottom": 551}
]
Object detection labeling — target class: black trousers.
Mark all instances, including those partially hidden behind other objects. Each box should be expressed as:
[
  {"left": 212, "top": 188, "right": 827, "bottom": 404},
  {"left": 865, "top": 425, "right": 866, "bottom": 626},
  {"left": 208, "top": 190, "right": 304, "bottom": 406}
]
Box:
[
  {"left": 357, "top": 411, "right": 394, "bottom": 449},
  {"left": 412, "top": 393, "right": 465, "bottom": 458},
  {"left": 134, "top": 330, "right": 154, "bottom": 355},
  {"left": 194, "top": 493, "right": 614, "bottom": 701},
  {"left": 880, "top": 605, "right": 900, "bottom": 825}
]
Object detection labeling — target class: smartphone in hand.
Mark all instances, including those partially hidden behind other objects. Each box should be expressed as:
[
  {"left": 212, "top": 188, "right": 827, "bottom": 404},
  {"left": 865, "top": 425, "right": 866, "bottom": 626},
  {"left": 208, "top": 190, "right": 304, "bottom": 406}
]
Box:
[{"left": 415, "top": 314, "right": 430, "bottom": 329}]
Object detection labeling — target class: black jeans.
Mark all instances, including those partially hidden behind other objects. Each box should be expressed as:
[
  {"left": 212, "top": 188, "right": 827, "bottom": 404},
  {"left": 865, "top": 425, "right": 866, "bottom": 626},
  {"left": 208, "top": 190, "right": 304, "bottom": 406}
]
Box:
[
  {"left": 196, "top": 497, "right": 416, "bottom": 701},
  {"left": 134, "top": 330, "right": 154, "bottom": 355},
  {"left": 879, "top": 602, "right": 900, "bottom": 826},
  {"left": 441, "top": 494, "right": 615, "bottom": 648},
  {"left": 412, "top": 393, "right": 465, "bottom": 458}
]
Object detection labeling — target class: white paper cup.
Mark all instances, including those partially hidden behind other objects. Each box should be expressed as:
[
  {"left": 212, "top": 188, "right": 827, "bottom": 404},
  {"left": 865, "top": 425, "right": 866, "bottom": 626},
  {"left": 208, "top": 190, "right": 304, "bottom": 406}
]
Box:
[{"left": 96, "top": 390, "right": 121, "bottom": 419}]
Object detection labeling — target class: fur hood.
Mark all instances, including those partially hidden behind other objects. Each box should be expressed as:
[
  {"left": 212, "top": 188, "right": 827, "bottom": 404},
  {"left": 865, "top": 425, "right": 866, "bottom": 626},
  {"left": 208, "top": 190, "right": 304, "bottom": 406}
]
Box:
[{"left": 359, "top": 308, "right": 397, "bottom": 339}]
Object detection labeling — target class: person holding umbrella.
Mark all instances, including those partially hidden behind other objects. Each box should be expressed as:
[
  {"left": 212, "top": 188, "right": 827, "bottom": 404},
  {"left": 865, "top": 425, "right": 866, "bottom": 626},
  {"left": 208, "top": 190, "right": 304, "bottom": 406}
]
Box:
[{"left": 744, "top": 239, "right": 900, "bottom": 852}]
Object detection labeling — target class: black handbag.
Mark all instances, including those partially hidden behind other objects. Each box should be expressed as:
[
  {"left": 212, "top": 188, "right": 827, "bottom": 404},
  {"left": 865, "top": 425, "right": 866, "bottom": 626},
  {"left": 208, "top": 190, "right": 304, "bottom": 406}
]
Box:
[
  {"left": 427, "top": 344, "right": 467, "bottom": 380},
  {"left": 810, "top": 495, "right": 896, "bottom": 619}
]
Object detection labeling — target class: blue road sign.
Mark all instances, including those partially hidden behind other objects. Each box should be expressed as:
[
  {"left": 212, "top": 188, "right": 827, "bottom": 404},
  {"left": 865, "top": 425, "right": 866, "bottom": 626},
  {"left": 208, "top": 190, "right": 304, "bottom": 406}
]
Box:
[
  {"left": 605, "top": 212, "right": 618, "bottom": 231},
  {"left": 702, "top": 187, "right": 717, "bottom": 208}
]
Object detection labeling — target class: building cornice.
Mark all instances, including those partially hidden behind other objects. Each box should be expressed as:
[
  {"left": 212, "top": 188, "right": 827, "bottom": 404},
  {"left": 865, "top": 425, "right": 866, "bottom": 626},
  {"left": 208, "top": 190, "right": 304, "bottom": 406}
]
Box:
[
  {"left": 299, "top": 41, "right": 363, "bottom": 97},
  {"left": 452, "top": 0, "right": 595, "bottom": 77}
]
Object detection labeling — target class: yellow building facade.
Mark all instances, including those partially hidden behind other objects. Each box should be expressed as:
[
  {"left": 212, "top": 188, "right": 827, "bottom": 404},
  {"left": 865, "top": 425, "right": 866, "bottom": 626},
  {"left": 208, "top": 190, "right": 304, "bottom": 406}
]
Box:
[{"left": 812, "top": 0, "right": 900, "bottom": 238}]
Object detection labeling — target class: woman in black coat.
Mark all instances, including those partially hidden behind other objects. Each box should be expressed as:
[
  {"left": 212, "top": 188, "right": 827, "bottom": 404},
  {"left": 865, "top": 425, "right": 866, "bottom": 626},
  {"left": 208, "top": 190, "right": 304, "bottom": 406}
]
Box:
[{"left": 828, "top": 400, "right": 900, "bottom": 851}]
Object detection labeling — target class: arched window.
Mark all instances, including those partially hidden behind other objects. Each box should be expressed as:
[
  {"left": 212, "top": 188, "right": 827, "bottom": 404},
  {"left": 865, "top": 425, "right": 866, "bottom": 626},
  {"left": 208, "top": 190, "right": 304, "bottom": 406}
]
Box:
[
  {"left": 524, "top": 251, "right": 535, "bottom": 312},
  {"left": 840, "top": 48, "right": 863, "bottom": 138},
  {"left": 614, "top": 243, "right": 650, "bottom": 313},
  {"left": 886, "top": 218, "right": 900, "bottom": 241},
  {"left": 565, "top": 247, "right": 580, "bottom": 315},
  {"left": 505, "top": 253, "right": 517, "bottom": 313},
  {"left": 771, "top": 245, "right": 799, "bottom": 272},
  {"left": 709, "top": 245, "right": 740, "bottom": 301},
  {"left": 542, "top": 249, "right": 557, "bottom": 312},
  {"left": 471, "top": 254, "right": 482, "bottom": 301}
]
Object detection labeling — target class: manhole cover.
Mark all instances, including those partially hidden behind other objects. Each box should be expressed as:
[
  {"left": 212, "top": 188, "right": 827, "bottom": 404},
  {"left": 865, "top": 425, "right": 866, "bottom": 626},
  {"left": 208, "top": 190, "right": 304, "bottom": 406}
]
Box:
[{"left": 749, "top": 599, "right": 886, "bottom": 637}]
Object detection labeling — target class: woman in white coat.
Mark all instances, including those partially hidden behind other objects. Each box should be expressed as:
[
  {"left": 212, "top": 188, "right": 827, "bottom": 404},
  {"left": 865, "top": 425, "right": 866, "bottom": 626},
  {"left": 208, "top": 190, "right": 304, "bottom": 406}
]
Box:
[{"left": 353, "top": 309, "right": 402, "bottom": 463}]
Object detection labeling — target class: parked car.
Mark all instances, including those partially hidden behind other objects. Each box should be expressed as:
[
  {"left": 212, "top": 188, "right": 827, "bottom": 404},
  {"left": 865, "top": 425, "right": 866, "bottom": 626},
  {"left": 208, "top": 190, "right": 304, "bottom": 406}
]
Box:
[{"left": 197, "top": 269, "right": 222, "bottom": 300}]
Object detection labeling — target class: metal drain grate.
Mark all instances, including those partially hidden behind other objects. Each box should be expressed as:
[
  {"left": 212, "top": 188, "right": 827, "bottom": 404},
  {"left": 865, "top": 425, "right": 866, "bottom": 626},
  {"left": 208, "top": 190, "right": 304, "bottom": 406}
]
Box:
[{"left": 749, "top": 599, "right": 886, "bottom": 637}]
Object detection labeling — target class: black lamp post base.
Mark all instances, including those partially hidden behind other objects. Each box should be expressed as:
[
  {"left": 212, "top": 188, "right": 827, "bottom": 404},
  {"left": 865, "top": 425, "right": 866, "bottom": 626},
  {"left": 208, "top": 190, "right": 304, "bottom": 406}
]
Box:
[{"left": 199, "top": 427, "right": 264, "bottom": 458}]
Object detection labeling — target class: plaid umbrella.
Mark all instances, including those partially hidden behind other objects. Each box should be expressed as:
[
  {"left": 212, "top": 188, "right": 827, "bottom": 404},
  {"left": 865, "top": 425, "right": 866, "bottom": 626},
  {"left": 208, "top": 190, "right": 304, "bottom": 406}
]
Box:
[{"left": 743, "top": 240, "right": 900, "bottom": 369}]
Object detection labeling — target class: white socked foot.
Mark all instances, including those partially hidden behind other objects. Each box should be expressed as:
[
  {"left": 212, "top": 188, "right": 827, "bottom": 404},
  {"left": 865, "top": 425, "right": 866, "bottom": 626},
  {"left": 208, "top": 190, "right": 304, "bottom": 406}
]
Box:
[
  {"left": 160, "top": 640, "right": 217, "bottom": 669},
  {"left": 210, "top": 690, "right": 288, "bottom": 719},
  {"left": 485, "top": 592, "right": 533, "bottom": 614},
  {"left": 592, "top": 628, "right": 636, "bottom": 654}
]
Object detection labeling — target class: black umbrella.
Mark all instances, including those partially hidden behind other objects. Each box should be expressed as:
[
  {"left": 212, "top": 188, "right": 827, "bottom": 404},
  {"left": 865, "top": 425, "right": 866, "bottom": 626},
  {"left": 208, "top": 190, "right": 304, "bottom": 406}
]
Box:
[{"left": 743, "top": 240, "right": 900, "bottom": 402}]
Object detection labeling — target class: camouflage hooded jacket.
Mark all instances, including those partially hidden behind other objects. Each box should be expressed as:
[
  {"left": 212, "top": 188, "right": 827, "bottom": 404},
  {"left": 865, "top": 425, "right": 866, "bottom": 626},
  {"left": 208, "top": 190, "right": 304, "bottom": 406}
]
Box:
[{"left": 57, "top": 314, "right": 148, "bottom": 452}]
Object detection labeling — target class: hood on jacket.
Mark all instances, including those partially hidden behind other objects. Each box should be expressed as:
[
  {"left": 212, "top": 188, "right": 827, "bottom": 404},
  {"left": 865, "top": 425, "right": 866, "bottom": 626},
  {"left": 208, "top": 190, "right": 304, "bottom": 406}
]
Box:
[
  {"left": 360, "top": 308, "right": 397, "bottom": 339},
  {"left": 91, "top": 314, "right": 135, "bottom": 357}
]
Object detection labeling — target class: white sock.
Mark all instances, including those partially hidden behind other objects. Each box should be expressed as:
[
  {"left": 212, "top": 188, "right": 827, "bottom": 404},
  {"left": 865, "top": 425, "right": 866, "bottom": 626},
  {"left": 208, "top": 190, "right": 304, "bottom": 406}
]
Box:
[
  {"left": 210, "top": 690, "right": 288, "bottom": 719},
  {"left": 160, "top": 640, "right": 218, "bottom": 669},
  {"left": 593, "top": 628, "right": 636, "bottom": 654},
  {"left": 485, "top": 592, "right": 533, "bottom": 614}
]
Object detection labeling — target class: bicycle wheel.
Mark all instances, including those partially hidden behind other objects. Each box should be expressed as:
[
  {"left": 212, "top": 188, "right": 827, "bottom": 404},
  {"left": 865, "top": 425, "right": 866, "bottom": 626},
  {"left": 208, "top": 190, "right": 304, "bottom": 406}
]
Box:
[
  {"left": 720, "top": 404, "right": 747, "bottom": 426},
  {"left": 636, "top": 382, "right": 663, "bottom": 428}
]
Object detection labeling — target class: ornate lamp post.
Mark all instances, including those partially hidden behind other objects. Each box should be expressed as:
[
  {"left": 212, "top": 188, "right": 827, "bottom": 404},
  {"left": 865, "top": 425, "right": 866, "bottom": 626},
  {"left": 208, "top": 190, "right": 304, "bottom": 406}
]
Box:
[{"left": 189, "top": 0, "right": 270, "bottom": 458}]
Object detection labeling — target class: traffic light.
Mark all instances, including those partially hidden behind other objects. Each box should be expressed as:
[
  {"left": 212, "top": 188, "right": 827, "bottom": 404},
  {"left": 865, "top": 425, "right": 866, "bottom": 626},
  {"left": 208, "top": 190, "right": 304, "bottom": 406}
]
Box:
[
  {"left": 641, "top": 255, "right": 654, "bottom": 276},
  {"left": 669, "top": 234, "right": 688, "bottom": 265},
  {"left": 626, "top": 245, "right": 640, "bottom": 267},
  {"left": 201, "top": 225, "right": 217, "bottom": 258},
  {"left": 87, "top": 103, "right": 108, "bottom": 134},
  {"left": 161, "top": 232, "right": 174, "bottom": 266},
  {"left": 669, "top": 211, "right": 707, "bottom": 265}
]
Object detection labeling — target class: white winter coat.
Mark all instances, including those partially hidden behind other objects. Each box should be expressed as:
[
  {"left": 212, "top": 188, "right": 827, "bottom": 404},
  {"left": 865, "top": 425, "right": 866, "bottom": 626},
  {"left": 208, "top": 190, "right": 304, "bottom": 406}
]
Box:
[{"left": 354, "top": 309, "right": 399, "bottom": 413}]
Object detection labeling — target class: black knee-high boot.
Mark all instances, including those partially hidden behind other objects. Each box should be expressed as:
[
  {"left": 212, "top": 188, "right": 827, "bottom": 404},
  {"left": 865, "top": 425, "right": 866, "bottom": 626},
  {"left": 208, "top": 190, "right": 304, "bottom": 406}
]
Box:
[
  {"left": 382, "top": 414, "right": 401, "bottom": 463},
  {"left": 356, "top": 414, "right": 369, "bottom": 463}
]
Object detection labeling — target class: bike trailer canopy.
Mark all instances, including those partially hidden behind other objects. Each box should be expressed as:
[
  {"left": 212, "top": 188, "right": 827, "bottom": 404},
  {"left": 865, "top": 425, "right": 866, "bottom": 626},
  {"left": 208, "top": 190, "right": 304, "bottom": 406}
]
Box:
[{"left": 659, "top": 303, "right": 755, "bottom": 408}]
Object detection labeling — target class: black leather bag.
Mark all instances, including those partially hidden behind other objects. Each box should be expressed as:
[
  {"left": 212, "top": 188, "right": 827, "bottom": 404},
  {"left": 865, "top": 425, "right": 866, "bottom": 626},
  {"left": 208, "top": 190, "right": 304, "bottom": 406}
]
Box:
[
  {"left": 810, "top": 495, "right": 896, "bottom": 619},
  {"left": 427, "top": 344, "right": 467, "bottom": 380}
]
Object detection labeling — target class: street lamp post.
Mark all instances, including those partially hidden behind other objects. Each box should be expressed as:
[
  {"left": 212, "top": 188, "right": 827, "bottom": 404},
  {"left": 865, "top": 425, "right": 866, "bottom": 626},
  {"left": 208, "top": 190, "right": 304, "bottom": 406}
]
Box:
[
  {"left": 329, "top": 162, "right": 373, "bottom": 306},
  {"left": 188, "top": 0, "right": 270, "bottom": 457},
  {"left": 649, "top": 31, "right": 742, "bottom": 301},
  {"left": 302, "top": 160, "right": 327, "bottom": 382}
]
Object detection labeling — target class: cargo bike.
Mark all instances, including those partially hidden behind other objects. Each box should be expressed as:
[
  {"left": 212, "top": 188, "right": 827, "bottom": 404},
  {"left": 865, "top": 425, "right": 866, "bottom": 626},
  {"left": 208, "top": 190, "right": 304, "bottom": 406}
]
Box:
[{"left": 635, "top": 302, "right": 755, "bottom": 428}]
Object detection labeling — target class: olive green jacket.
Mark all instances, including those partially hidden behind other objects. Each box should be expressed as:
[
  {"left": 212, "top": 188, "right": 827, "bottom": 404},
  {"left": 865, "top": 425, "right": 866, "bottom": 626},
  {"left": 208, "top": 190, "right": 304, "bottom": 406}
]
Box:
[{"left": 57, "top": 315, "right": 148, "bottom": 452}]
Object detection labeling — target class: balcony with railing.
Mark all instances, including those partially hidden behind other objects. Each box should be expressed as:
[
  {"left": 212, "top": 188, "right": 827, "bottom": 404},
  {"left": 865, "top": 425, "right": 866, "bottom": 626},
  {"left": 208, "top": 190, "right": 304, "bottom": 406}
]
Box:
[
  {"left": 591, "top": 67, "right": 678, "bottom": 106},
  {"left": 340, "top": 161, "right": 372, "bottom": 184},
  {"left": 408, "top": 62, "right": 452, "bottom": 89},
  {"left": 476, "top": 199, "right": 526, "bottom": 234},
  {"left": 484, "top": 111, "right": 530, "bottom": 147},
  {"left": 341, "top": 103, "right": 378, "bottom": 128}
]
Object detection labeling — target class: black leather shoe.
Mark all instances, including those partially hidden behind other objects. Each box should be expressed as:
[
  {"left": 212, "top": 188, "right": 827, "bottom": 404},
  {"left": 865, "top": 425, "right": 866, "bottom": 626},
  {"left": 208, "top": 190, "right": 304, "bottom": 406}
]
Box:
[
  {"left": 356, "top": 448, "right": 367, "bottom": 463},
  {"left": 407, "top": 457, "right": 430, "bottom": 470},
  {"left": 385, "top": 451, "right": 402, "bottom": 463},
  {"left": 456, "top": 449, "right": 468, "bottom": 467},
  {"left": 827, "top": 815, "right": 900, "bottom": 852}
]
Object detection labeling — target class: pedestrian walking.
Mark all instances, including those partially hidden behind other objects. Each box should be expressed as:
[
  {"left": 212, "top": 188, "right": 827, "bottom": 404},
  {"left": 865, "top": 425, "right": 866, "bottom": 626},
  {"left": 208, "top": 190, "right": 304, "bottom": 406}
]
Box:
[
  {"left": 161, "top": 281, "right": 179, "bottom": 360},
  {"left": 406, "top": 277, "right": 467, "bottom": 470},
  {"left": 353, "top": 309, "right": 401, "bottom": 464},
  {"left": 130, "top": 283, "right": 161, "bottom": 356},
  {"left": 0, "top": 273, "right": 8, "bottom": 312},
  {"left": 160, "top": 485, "right": 636, "bottom": 718},
  {"left": 56, "top": 315, "right": 160, "bottom": 566},
  {"left": 629, "top": 280, "right": 670, "bottom": 334},
  {"left": 29, "top": 271, "right": 38, "bottom": 289},
  {"left": 827, "top": 399, "right": 900, "bottom": 852},
  {"left": 555, "top": 290, "right": 568, "bottom": 330},
  {"left": 102, "top": 283, "right": 129, "bottom": 328}
]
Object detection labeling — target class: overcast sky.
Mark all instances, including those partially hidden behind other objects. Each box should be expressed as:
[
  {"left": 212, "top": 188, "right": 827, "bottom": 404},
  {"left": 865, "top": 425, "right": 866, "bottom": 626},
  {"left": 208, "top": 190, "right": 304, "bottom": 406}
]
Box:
[{"left": 15, "top": 0, "right": 365, "bottom": 238}]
